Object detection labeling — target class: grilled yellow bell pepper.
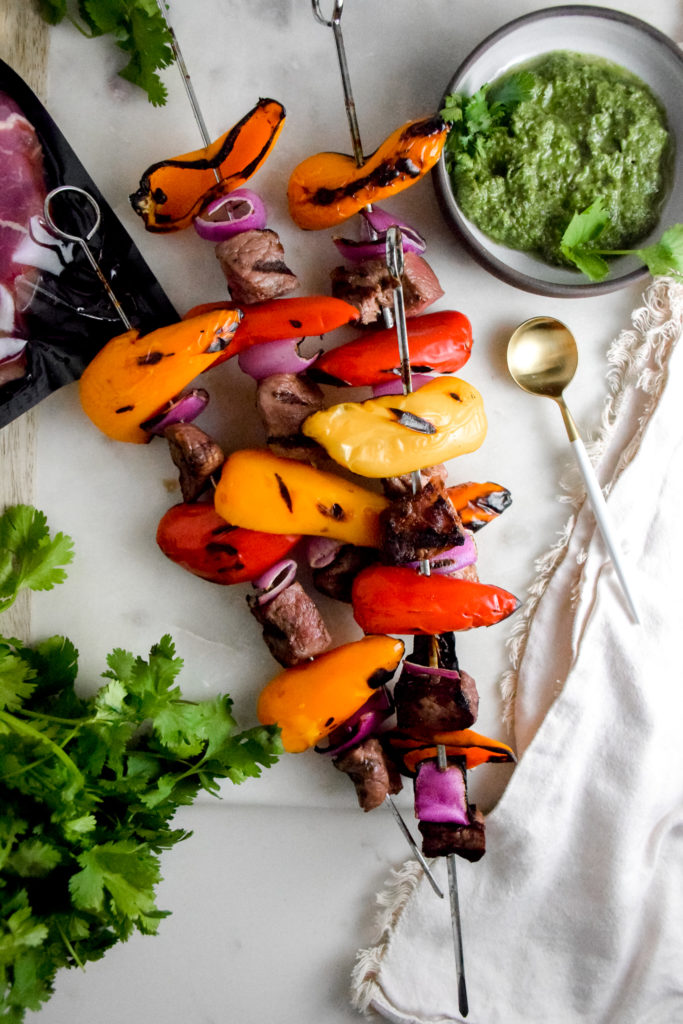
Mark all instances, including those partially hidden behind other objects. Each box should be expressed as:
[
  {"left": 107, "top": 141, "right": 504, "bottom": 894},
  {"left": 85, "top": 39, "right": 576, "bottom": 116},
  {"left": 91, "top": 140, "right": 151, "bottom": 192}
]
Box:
[
  {"left": 301, "top": 376, "right": 487, "bottom": 478},
  {"left": 214, "top": 448, "right": 389, "bottom": 547},
  {"left": 257, "top": 634, "right": 405, "bottom": 752}
]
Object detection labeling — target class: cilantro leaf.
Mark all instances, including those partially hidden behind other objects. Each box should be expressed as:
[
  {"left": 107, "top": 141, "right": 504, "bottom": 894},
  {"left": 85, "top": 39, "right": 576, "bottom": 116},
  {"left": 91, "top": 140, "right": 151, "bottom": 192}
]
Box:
[
  {"left": 561, "top": 201, "right": 683, "bottom": 281},
  {"left": 0, "top": 507, "right": 74, "bottom": 614},
  {"left": 634, "top": 225, "right": 683, "bottom": 277},
  {"left": 36, "top": 0, "right": 175, "bottom": 106}
]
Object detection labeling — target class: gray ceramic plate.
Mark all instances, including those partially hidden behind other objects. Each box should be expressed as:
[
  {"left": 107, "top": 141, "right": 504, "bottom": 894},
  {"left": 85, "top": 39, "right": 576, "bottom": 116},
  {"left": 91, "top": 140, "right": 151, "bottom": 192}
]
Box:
[{"left": 433, "top": 5, "right": 683, "bottom": 297}]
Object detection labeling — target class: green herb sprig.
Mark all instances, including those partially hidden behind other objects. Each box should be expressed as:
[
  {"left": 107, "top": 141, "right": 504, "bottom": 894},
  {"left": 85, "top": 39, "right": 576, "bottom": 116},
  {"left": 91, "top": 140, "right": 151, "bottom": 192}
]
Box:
[
  {"left": 0, "top": 505, "right": 281, "bottom": 1020},
  {"left": 560, "top": 198, "right": 683, "bottom": 282},
  {"left": 440, "top": 71, "right": 536, "bottom": 171},
  {"left": 36, "top": 0, "right": 175, "bottom": 106}
]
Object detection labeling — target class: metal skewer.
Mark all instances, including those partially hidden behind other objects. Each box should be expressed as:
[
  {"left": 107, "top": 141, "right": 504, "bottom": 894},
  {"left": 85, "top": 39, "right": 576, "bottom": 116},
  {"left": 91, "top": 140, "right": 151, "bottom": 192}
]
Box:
[
  {"left": 154, "top": 0, "right": 221, "bottom": 183},
  {"left": 43, "top": 186, "right": 132, "bottom": 330},
  {"left": 311, "top": 0, "right": 454, "bottom": 900},
  {"left": 387, "top": 226, "right": 469, "bottom": 1018}
]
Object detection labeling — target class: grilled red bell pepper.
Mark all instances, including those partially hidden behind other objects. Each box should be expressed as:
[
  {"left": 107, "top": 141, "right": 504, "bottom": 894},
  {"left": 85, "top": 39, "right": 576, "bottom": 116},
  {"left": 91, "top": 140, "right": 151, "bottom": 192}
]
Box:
[
  {"left": 311, "top": 310, "right": 473, "bottom": 388},
  {"left": 351, "top": 565, "right": 519, "bottom": 635},
  {"left": 156, "top": 502, "right": 300, "bottom": 585},
  {"left": 182, "top": 295, "right": 359, "bottom": 366}
]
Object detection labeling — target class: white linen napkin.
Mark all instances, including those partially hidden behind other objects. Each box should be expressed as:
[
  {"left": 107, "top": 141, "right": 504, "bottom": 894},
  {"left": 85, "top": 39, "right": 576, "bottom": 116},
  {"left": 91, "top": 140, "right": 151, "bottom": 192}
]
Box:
[{"left": 351, "top": 278, "right": 683, "bottom": 1024}]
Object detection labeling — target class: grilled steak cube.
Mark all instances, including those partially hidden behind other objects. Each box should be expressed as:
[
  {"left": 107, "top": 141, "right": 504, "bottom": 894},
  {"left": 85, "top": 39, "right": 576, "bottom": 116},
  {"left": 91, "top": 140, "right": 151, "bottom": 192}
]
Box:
[
  {"left": 312, "top": 544, "right": 378, "bottom": 603},
  {"left": 164, "top": 423, "right": 225, "bottom": 502},
  {"left": 394, "top": 666, "right": 479, "bottom": 733},
  {"left": 418, "top": 805, "right": 486, "bottom": 861},
  {"left": 330, "top": 252, "right": 443, "bottom": 326},
  {"left": 380, "top": 479, "right": 466, "bottom": 564},
  {"left": 216, "top": 228, "right": 298, "bottom": 304},
  {"left": 249, "top": 581, "right": 331, "bottom": 666},
  {"left": 256, "top": 372, "right": 325, "bottom": 457},
  {"left": 334, "top": 736, "right": 403, "bottom": 812}
]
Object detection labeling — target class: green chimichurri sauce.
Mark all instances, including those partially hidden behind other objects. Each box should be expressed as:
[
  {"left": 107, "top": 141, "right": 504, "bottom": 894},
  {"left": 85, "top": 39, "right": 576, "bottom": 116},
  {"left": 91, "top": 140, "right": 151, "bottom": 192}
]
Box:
[{"left": 443, "top": 51, "right": 672, "bottom": 266}]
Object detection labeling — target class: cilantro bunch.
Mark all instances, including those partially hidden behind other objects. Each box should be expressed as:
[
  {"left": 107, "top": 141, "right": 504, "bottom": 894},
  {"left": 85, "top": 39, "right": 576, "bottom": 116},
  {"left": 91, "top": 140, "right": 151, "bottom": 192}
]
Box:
[
  {"left": 0, "top": 506, "right": 281, "bottom": 1020},
  {"left": 36, "top": 0, "right": 175, "bottom": 106}
]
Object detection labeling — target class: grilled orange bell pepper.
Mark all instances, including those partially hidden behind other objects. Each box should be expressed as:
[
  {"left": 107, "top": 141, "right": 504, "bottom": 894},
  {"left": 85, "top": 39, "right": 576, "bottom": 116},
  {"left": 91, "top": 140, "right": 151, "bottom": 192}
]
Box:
[
  {"left": 388, "top": 728, "right": 517, "bottom": 773},
  {"left": 257, "top": 634, "right": 405, "bottom": 752},
  {"left": 130, "top": 98, "right": 286, "bottom": 232},
  {"left": 447, "top": 481, "right": 512, "bottom": 531},
  {"left": 351, "top": 565, "right": 519, "bottom": 635},
  {"left": 301, "top": 375, "right": 487, "bottom": 478},
  {"left": 287, "top": 114, "right": 447, "bottom": 230},
  {"left": 79, "top": 309, "right": 240, "bottom": 444},
  {"left": 214, "top": 448, "right": 389, "bottom": 547}
]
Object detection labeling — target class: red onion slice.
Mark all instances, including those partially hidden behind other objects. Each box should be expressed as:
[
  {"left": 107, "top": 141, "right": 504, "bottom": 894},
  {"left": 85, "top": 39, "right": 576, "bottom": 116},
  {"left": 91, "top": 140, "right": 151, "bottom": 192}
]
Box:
[
  {"left": 414, "top": 759, "right": 469, "bottom": 824},
  {"left": 315, "top": 687, "right": 393, "bottom": 756},
  {"left": 237, "top": 336, "right": 322, "bottom": 380},
  {"left": 333, "top": 205, "right": 426, "bottom": 264},
  {"left": 193, "top": 188, "right": 268, "bottom": 241},
  {"left": 0, "top": 337, "right": 28, "bottom": 363},
  {"left": 371, "top": 373, "right": 434, "bottom": 397},
  {"left": 140, "top": 388, "right": 210, "bottom": 435},
  {"left": 402, "top": 661, "right": 461, "bottom": 681},
  {"left": 0, "top": 285, "right": 15, "bottom": 334},
  {"left": 305, "top": 536, "right": 343, "bottom": 569},
  {"left": 251, "top": 558, "right": 298, "bottom": 605},
  {"left": 403, "top": 533, "right": 477, "bottom": 574}
]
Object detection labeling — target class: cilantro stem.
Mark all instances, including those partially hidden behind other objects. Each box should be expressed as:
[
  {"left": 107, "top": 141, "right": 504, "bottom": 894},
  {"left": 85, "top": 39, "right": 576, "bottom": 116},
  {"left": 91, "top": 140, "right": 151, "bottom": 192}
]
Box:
[
  {"left": 0, "top": 711, "right": 84, "bottom": 784},
  {"left": 56, "top": 921, "right": 85, "bottom": 970}
]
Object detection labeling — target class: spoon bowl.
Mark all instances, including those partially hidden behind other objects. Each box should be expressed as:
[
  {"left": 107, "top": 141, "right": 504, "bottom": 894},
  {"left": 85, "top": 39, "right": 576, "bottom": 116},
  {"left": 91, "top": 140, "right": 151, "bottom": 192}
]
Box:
[{"left": 506, "top": 317, "right": 579, "bottom": 400}]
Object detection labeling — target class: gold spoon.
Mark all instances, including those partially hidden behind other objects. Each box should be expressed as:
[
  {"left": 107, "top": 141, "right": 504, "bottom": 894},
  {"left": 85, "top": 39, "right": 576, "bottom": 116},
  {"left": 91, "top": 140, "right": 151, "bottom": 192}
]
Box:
[{"left": 507, "top": 316, "right": 640, "bottom": 623}]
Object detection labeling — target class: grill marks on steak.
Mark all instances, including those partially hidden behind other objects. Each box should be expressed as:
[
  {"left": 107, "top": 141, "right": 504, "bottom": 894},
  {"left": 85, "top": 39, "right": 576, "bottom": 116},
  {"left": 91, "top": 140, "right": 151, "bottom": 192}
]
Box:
[
  {"left": 164, "top": 423, "right": 225, "bottom": 502},
  {"left": 215, "top": 228, "right": 299, "bottom": 304},
  {"left": 330, "top": 251, "right": 444, "bottom": 325},
  {"left": 380, "top": 479, "right": 466, "bottom": 564}
]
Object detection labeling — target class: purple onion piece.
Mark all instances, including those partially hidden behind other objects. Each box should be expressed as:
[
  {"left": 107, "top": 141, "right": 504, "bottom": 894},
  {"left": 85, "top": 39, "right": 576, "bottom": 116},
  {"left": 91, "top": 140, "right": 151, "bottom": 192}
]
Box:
[
  {"left": 314, "top": 687, "right": 393, "bottom": 756},
  {"left": 0, "top": 337, "right": 28, "bottom": 363},
  {"left": 305, "top": 536, "right": 343, "bottom": 569},
  {"left": 0, "top": 285, "right": 15, "bottom": 334},
  {"left": 140, "top": 388, "right": 210, "bottom": 435},
  {"left": 251, "top": 558, "right": 298, "bottom": 605},
  {"left": 332, "top": 228, "right": 425, "bottom": 264},
  {"left": 371, "top": 373, "right": 434, "bottom": 398},
  {"left": 404, "top": 533, "right": 477, "bottom": 574},
  {"left": 414, "top": 759, "right": 469, "bottom": 824},
  {"left": 402, "top": 661, "right": 462, "bottom": 681},
  {"left": 360, "top": 205, "right": 424, "bottom": 240},
  {"left": 237, "top": 336, "right": 322, "bottom": 380},
  {"left": 193, "top": 188, "right": 268, "bottom": 241}
]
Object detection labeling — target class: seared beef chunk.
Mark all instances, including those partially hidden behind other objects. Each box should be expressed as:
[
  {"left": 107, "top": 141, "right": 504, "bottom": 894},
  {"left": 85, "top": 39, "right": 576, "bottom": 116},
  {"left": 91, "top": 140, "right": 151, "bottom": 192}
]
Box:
[
  {"left": 312, "top": 544, "right": 378, "bottom": 603},
  {"left": 382, "top": 464, "right": 448, "bottom": 499},
  {"left": 394, "top": 667, "right": 479, "bottom": 733},
  {"left": 330, "top": 251, "right": 444, "bottom": 325},
  {"left": 256, "top": 372, "right": 325, "bottom": 459},
  {"left": 248, "top": 581, "right": 331, "bottom": 666},
  {"left": 380, "top": 479, "right": 466, "bottom": 563},
  {"left": 164, "top": 423, "right": 225, "bottom": 502},
  {"left": 216, "top": 229, "right": 299, "bottom": 304},
  {"left": 418, "top": 806, "right": 486, "bottom": 861},
  {"left": 333, "top": 736, "right": 403, "bottom": 811}
]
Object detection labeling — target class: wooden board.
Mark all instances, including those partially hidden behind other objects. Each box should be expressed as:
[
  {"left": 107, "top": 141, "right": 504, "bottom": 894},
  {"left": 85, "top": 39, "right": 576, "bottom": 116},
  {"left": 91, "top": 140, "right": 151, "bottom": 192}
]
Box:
[{"left": 0, "top": 0, "right": 48, "bottom": 638}]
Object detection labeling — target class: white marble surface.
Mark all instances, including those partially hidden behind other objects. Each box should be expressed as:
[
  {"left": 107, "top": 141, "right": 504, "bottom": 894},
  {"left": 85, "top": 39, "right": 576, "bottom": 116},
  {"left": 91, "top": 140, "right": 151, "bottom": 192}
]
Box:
[{"left": 21, "top": 1, "right": 682, "bottom": 1020}]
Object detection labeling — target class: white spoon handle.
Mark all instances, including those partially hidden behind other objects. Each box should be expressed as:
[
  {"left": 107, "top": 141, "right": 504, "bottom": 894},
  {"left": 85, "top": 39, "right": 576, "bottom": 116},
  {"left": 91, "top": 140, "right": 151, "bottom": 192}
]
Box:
[{"left": 570, "top": 438, "right": 640, "bottom": 623}]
